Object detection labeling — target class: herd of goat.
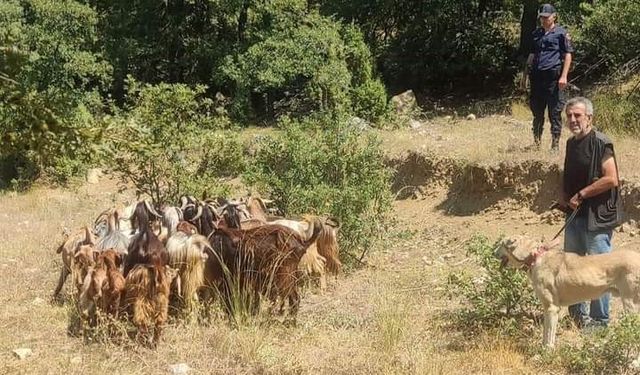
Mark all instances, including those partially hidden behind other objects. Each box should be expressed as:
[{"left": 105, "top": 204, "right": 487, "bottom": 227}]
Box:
[{"left": 52, "top": 196, "right": 341, "bottom": 347}]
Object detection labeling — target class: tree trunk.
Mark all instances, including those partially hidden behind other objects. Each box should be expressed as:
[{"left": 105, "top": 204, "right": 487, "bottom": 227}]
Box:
[{"left": 518, "top": 0, "right": 539, "bottom": 61}]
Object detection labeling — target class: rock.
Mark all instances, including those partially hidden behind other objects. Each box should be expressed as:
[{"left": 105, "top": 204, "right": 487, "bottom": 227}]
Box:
[
  {"left": 620, "top": 223, "right": 633, "bottom": 233},
  {"left": 347, "top": 116, "right": 371, "bottom": 131},
  {"left": 32, "top": 297, "right": 45, "bottom": 305},
  {"left": 409, "top": 119, "right": 422, "bottom": 129},
  {"left": 442, "top": 253, "right": 455, "bottom": 261},
  {"left": 70, "top": 356, "right": 82, "bottom": 365},
  {"left": 168, "top": 363, "right": 192, "bottom": 375},
  {"left": 86, "top": 168, "right": 103, "bottom": 184},
  {"left": 466, "top": 114, "right": 476, "bottom": 121},
  {"left": 390, "top": 90, "right": 417, "bottom": 115},
  {"left": 444, "top": 115, "right": 453, "bottom": 121},
  {"left": 13, "top": 348, "right": 32, "bottom": 360}
]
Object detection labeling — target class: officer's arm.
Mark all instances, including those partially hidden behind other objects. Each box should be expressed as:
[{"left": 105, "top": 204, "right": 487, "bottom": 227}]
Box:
[
  {"left": 559, "top": 53, "right": 572, "bottom": 86},
  {"left": 577, "top": 155, "right": 619, "bottom": 200}
]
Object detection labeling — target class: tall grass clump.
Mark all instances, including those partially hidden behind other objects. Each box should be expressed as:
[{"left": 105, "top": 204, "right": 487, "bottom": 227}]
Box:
[
  {"left": 447, "top": 235, "right": 540, "bottom": 337},
  {"left": 552, "top": 314, "right": 640, "bottom": 374}
]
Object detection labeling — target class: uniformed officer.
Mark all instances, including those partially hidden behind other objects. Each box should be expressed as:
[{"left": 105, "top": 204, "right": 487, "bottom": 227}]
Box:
[{"left": 527, "top": 3, "right": 574, "bottom": 151}]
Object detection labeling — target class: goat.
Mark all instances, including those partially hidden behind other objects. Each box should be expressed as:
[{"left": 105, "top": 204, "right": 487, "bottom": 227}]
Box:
[
  {"left": 130, "top": 200, "right": 163, "bottom": 235},
  {"left": 206, "top": 218, "right": 322, "bottom": 321},
  {"left": 183, "top": 200, "right": 219, "bottom": 237},
  {"left": 270, "top": 216, "right": 341, "bottom": 292},
  {"left": 77, "top": 249, "right": 126, "bottom": 326},
  {"left": 96, "top": 209, "right": 130, "bottom": 255},
  {"left": 94, "top": 202, "right": 137, "bottom": 239},
  {"left": 53, "top": 226, "right": 96, "bottom": 300},
  {"left": 124, "top": 227, "right": 168, "bottom": 277},
  {"left": 165, "top": 230, "right": 210, "bottom": 314},
  {"left": 123, "top": 262, "right": 177, "bottom": 347},
  {"left": 157, "top": 205, "right": 183, "bottom": 243}
]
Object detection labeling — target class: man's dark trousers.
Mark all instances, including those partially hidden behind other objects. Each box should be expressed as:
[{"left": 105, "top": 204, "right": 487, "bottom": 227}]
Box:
[{"left": 529, "top": 68, "right": 564, "bottom": 142}]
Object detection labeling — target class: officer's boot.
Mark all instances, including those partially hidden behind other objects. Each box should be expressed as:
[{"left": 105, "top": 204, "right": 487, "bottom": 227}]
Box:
[
  {"left": 534, "top": 134, "right": 541, "bottom": 150},
  {"left": 551, "top": 135, "right": 559, "bottom": 152}
]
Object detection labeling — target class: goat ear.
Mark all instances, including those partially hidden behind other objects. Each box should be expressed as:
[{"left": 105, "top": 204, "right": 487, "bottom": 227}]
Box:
[{"left": 84, "top": 225, "right": 96, "bottom": 245}]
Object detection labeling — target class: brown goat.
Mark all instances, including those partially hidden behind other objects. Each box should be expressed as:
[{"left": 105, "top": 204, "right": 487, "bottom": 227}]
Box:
[
  {"left": 205, "top": 218, "right": 322, "bottom": 321},
  {"left": 53, "top": 226, "right": 96, "bottom": 300},
  {"left": 77, "top": 249, "right": 125, "bottom": 329},
  {"left": 124, "top": 228, "right": 168, "bottom": 277},
  {"left": 270, "top": 217, "right": 341, "bottom": 292},
  {"left": 123, "top": 263, "right": 177, "bottom": 347}
]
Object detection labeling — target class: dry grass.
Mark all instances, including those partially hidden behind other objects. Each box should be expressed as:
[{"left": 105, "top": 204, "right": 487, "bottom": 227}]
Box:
[
  {"left": 0, "top": 180, "right": 546, "bottom": 374},
  {"left": 7, "top": 114, "right": 640, "bottom": 374}
]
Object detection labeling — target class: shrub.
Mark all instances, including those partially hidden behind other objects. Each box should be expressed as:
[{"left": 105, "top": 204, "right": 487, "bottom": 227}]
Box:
[
  {"left": 591, "top": 90, "right": 640, "bottom": 135},
  {"left": 243, "top": 115, "right": 392, "bottom": 261},
  {"left": 555, "top": 314, "right": 640, "bottom": 374},
  {"left": 447, "top": 235, "right": 540, "bottom": 336},
  {"left": 580, "top": 0, "right": 640, "bottom": 72},
  {"left": 0, "top": 0, "right": 111, "bottom": 187},
  {"left": 106, "top": 81, "right": 237, "bottom": 204}
]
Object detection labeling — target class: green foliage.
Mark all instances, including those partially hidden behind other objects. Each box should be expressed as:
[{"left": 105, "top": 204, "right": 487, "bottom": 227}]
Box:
[
  {"left": 351, "top": 78, "right": 390, "bottom": 125},
  {"left": 592, "top": 90, "right": 640, "bottom": 135},
  {"left": 106, "top": 81, "right": 236, "bottom": 204},
  {"left": 581, "top": 0, "right": 640, "bottom": 71},
  {"left": 243, "top": 115, "right": 392, "bottom": 258},
  {"left": 447, "top": 235, "right": 540, "bottom": 336},
  {"left": 320, "top": 0, "right": 519, "bottom": 92},
  {"left": 554, "top": 315, "right": 640, "bottom": 374},
  {"left": 220, "top": 10, "right": 385, "bottom": 123},
  {"left": 0, "top": 0, "right": 111, "bottom": 187}
]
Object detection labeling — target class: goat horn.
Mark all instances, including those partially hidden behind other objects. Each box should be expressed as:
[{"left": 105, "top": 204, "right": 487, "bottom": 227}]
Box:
[
  {"left": 177, "top": 207, "right": 184, "bottom": 221},
  {"left": 192, "top": 205, "right": 203, "bottom": 220},
  {"left": 93, "top": 208, "right": 110, "bottom": 224},
  {"left": 188, "top": 195, "right": 198, "bottom": 204},
  {"left": 144, "top": 200, "right": 163, "bottom": 218},
  {"left": 180, "top": 196, "right": 188, "bottom": 210},
  {"left": 325, "top": 216, "right": 341, "bottom": 229},
  {"left": 239, "top": 207, "right": 251, "bottom": 220}
]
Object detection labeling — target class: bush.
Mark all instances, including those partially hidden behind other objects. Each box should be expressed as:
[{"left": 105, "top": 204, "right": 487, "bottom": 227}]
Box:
[
  {"left": 106, "top": 81, "right": 237, "bottom": 204},
  {"left": 447, "top": 235, "right": 540, "bottom": 336},
  {"left": 243, "top": 115, "right": 392, "bottom": 260},
  {"left": 0, "top": 0, "right": 111, "bottom": 187},
  {"left": 220, "top": 9, "right": 386, "bottom": 124},
  {"left": 580, "top": 0, "right": 640, "bottom": 72},
  {"left": 591, "top": 90, "right": 640, "bottom": 135},
  {"left": 554, "top": 315, "right": 640, "bottom": 374},
  {"left": 351, "top": 78, "right": 390, "bottom": 125}
]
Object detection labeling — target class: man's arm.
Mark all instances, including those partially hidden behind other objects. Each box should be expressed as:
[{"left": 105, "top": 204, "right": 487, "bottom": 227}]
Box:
[
  {"left": 558, "top": 53, "right": 572, "bottom": 90},
  {"left": 568, "top": 155, "right": 618, "bottom": 209}
]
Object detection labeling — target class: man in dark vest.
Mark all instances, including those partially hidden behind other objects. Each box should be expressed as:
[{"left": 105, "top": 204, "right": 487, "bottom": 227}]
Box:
[
  {"left": 527, "top": 3, "right": 574, "bottom": 151},
  {"left": 561, "top": 96, "right": 623, "bottom": 328}
]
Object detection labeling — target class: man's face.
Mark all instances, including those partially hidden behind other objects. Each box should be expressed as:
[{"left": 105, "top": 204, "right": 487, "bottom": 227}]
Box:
[
  {"left": 566, "top": 103, "right": 592, "bottom": 137},
  {"left": 540, "top": 14, "right": 555, "bottom": 28}
]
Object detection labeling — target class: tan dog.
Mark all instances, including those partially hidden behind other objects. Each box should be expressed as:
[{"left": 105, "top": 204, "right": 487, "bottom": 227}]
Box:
[{"left": 495, "top": 235, "right": 640, "bottom": 348}]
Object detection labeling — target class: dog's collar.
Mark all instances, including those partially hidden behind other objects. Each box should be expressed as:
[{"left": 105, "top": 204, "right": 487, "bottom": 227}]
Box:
[{"left": 523, "top": 245, "right": 550, "bottom": 269}]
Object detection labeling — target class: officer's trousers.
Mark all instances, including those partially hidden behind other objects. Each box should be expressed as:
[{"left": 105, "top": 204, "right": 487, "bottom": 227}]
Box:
[{"left": 529, "top": 68, "right": 564, "bottom": 141}]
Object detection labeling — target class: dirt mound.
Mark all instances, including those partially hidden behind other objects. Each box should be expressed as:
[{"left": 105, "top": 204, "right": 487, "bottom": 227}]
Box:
[{"left": 389, "top": 150, "right": 638, "bottom": 220}]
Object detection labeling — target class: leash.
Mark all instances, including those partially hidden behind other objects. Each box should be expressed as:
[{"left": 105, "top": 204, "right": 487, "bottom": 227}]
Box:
[{"left": 551, "top": 203, "right": 581, "bottom": 242}]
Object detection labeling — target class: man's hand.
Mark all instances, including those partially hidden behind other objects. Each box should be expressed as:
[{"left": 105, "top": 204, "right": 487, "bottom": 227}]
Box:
[
  {"left": 568, "top": 192, "right": 582, "bottom": 210},
  {"left": 559, "top": 75, "right": 568, "bottom": 90}
]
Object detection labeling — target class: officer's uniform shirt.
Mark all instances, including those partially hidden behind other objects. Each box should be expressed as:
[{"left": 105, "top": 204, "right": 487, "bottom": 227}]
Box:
[{"left": 531, "top": 25, "right": 574, "bottom": 71}]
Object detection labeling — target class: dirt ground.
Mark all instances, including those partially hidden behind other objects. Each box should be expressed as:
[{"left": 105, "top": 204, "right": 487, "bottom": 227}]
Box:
[{"left": 2, "top": 113, "right": 640, "bottom": 374}]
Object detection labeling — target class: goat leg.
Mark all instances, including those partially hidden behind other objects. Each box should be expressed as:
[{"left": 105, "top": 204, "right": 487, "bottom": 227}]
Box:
[{"left": 53, "top": 266, "right": 70, "bottom": 301}]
